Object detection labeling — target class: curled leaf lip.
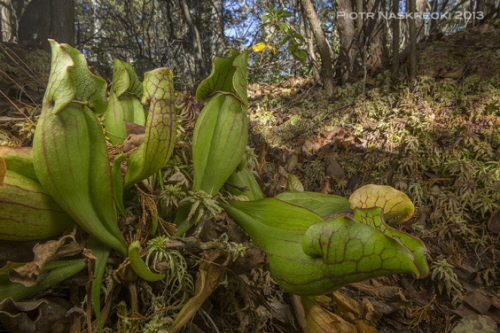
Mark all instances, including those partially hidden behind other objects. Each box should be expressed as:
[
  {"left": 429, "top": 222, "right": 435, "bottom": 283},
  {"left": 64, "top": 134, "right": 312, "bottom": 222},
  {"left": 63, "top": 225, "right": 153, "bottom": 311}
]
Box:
[{"left": 351, "top": 207, "right": 429, "bottom": 278}]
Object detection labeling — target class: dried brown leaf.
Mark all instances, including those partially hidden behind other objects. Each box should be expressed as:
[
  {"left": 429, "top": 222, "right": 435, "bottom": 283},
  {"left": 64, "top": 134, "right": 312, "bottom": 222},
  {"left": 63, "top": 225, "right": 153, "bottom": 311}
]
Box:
[
  {"left": 320, "top": 178, "right": 331, "bottom": 194},
  {"left": 301, "top": 296, "right": 356, "bottom": 333},
  {"left": 355, "top": 320, "right": 379, "bottom": 333},
  {"left": 350, "top": 282, "right": 403, "bottom": 301},
  {"left": 362, "top": 118, "right": 378, "bottom": 131},
  {"left": 122, "top": 133, "right": 145, "bottom": 153},
  {"left": 285, "top": 152, "right": 299, "bottom": 173},
  {"left": 256, "top": 146, "right": 267, "bottom": 175},
  {"left": 0, "top": 298, "right": 71, "bottom": 333},
  {"left": 325, "top": 158, "right": 345, "bottom": 181},
  {"left": 326, "top": 127, "right": 344, "bottom": 140},
  {"left": 450, "top": 314, "right": 498, "bottom": 333},
  {"left": 229, "top": 248, "right": 266, "bottom": 275},
  {"left": 124, "top": 120, "right": 146, "bottom": 135},
  {"left": 435, "top": 65, "right": 466, "bottom": 79},
  {"left": 332, "top": 291, "right": 363, "bottom": 318},
  {"left": 463, "top": 291, "right": 492, "bottom": 314},
  {"left": 9, "top": 228, "right": 85, "bottom": 287},
  {"left": 487, "top": 209, "right": 500, "bottom": 235},
  {"left": 169, "top": 251, "right": 230, "bottom": 333}
]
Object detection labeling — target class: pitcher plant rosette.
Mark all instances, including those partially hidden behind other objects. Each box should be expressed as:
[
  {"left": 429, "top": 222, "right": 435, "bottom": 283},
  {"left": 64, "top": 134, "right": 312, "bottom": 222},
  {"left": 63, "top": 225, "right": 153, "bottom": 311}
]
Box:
[{"left": 0, "top": 42, "right": 429, "bottom": 333}]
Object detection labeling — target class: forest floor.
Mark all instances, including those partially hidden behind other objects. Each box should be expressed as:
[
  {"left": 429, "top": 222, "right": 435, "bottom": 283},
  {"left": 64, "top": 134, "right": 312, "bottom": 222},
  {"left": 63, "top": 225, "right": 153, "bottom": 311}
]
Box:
[
  {"left": 242, "top": 21, "right": 500, "bottom": 333},
  {"left": 0, "top": 21, "right": 499, "bottom": 333}
]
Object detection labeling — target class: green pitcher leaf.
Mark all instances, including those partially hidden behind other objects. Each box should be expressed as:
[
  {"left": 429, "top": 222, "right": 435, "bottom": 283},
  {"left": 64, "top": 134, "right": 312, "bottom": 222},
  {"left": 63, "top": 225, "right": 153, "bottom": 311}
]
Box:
[
  {"left": 105, "top": 59, "right": 145, "bottom": 144},
  {"left": 173, "top": 204, "right": 193, "bottom": 236},
  {"left": 224, "top": 198, "right": 427, "bottom": 296},
  {"left": 196, "top": 49, "right": 240, "bottom": 102},
  {"left": 349, "top": 184, "right": 415, "bottom": 225},
  {"left": 0, "top": 169, "right": 74, "bottom": 241},
  {"left": 0, "top": 157, "right": 5, "bottom": 183},
  {"left": 61, "top": 44, "right": 108, "bottom": 114},
  {"left": 44, "top": 40, "right": 76, "bottom": 115},
  {"left": 33, "top": 41, "right": 126, "bottom": 255},
  {"left": 111, "top": 59, "right": 131, "bottom": 97},
  {"left": 191, "top": 50, "right": 249, "bottom": 197},
  {"left": 301, "top": 215, "right": 420, "bottom": 293},
  {"left": 353, "top": 207, "right": 429, "bottom": 277},
  {"left": 111, "top": 58, "right": 143, "bottom": 98},
  {"left": 226, "top": 166, "right": 264, "bottom": 201},
  {"left": 0, "top": 146, "right": 37, "bottom": 181},
  {"left": 231, "top": 52, "right": 249, "bottom": 107},
  {"left": 128, "top": 241, "right": 166, "bottom": 281},
  {"left": 223, "top": 198, "right": 324, "bottom": 243},
  {"left": 112, "top": 154, "right": 127, "bottom": 216},
  {"left": 192, "top": 93, "right": 248, "bottom": 196},
  {"left": 34, "top": 103, "right": 126, "bottom": 253},
  {"left": 84, "top": 107, "right": 126, "bottom": 245},
  {"left": 105, "top": 93, "right": 145, "bottom": 144},
  {"left": 87, "top": 237, "right": 111, "bottom": 333},
  {"left": 223, "top": 199, "right": 330, "bottom": 295},
  {"left": 124, "top": 68, "right": 176, "bottom": 188},
  {"left": 276, "top": 191, "right": 350, "bottom": 217}
]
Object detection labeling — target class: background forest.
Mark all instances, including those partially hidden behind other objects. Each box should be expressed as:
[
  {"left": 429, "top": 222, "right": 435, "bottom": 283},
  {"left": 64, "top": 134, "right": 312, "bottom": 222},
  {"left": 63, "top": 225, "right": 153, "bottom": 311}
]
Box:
[
  {"left": 0, "top": 0, "right": 500, "bottom": 333},
  {"left": 2, "top": 0, "right": 497, "bottom": 90}
]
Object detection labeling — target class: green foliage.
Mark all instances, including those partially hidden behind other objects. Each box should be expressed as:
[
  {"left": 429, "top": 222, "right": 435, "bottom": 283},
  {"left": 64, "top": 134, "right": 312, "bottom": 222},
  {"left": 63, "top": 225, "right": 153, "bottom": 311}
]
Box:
[
  {"left": 146, "top": 236, "right": 194, "bottom": 309},
  {"left": 178, "top": 190, "right": 223, "bottom": 224},
  {"left": 430, "top": 259, "right": 463, "bottom": 304},
  {"left": 128, "top": 241, "right": 166, "bottom": 281},
  {"left": 258, "top": 7, "right": 307, "bottom": 64}
]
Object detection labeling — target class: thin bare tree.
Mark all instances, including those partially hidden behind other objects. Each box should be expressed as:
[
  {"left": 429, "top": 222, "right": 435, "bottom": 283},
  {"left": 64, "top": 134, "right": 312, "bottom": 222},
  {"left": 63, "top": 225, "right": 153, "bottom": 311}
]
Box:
[{"left": 298, "top": 0, "right": 335, "bottom": 98}]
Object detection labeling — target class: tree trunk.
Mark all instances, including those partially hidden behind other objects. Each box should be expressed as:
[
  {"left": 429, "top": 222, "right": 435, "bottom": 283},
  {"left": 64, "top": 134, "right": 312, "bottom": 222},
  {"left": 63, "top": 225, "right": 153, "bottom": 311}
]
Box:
[
  {"left": 299, "top": 2, "right": 320, "bottom": 82},
  {"left": 415, "top": 0, "right": 427, "bottom": 42},
  {"left": 209, "top": 0, "right": 225, "bottom": 57},
  {"left": 365, "top": 0, "right": 387, "bottom": 71},
  {"left": 337, "top": 0, "right": 356, "bottom": 85},
  {"left": 298, "top": 0, "right": 335, "bottom": 98},
  {"left": 18, "top": 0, "right": 74, "bottom": 50},
  {"left": 407, "top": 0, "right": 417, "bottom": 82},
  {"left": 1, "top": 0, "right": 13, "bottom": 42},
  {"left": 391, "top": 0, "right": 400, "bottom": 84},
  {"left": 472, "top": 0, "right": 486, "bottom": 24},
  {"left": 179, "top": 0, "right": 207, "bottom": 83},
  {"left": 50, "top": 0, "right": 74, "bottom": 45}
]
